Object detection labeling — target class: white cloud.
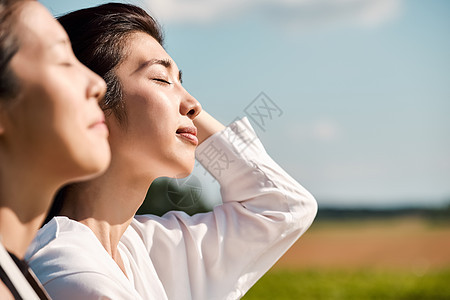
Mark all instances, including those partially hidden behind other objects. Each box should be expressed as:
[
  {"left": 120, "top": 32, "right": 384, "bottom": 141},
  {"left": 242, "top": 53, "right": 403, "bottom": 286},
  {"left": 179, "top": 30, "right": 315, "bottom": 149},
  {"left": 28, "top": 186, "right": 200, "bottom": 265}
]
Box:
[
  {"left": 285, "top": 118, "right": 342, "bottom": 142},
  {"left": 145, "top": 0, "right": 403, "bottom": 30},
  {"left": 311, "top": 119, "right": 342, "bottom": 141}
]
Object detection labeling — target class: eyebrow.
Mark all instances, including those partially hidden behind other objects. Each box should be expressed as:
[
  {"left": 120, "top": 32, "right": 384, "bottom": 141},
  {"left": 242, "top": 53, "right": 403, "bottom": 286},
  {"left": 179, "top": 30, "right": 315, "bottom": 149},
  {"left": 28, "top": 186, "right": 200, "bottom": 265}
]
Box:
[{"left": 135, "top": 58, "right": 183, "bottom": 83}]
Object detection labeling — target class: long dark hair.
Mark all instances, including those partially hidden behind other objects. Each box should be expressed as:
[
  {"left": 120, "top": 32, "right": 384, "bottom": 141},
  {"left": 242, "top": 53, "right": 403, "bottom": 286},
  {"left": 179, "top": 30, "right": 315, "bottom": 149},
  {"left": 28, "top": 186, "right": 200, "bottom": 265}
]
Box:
[
  {"left": 43, "top": 3, "right": 164, "bottom": 225},
  {"left": 0, "top": 0, "right": 31, "bottom": 101}
]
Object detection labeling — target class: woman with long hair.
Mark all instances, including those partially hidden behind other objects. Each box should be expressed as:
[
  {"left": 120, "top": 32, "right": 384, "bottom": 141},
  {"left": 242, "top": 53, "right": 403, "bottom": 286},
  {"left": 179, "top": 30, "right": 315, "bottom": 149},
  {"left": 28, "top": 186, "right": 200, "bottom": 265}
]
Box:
[
  {"left": 0, "top": 0, "right": 110, "bottom": 298},
  {"left": 26, "top": 3, "right": 317, "bottom": 299}
]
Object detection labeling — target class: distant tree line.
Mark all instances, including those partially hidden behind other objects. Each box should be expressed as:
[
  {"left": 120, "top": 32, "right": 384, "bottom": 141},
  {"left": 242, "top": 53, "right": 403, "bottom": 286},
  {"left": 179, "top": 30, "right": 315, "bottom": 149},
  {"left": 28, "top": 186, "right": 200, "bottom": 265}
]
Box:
[
  {"left": 315, "top": 205, "right": 450, "bottom": 222},
  {"left": 138, "top": 177, "right": 450, "bottom": 224},
  {"left": 137, "top": 176, "right": 215, "bottom": 217}
]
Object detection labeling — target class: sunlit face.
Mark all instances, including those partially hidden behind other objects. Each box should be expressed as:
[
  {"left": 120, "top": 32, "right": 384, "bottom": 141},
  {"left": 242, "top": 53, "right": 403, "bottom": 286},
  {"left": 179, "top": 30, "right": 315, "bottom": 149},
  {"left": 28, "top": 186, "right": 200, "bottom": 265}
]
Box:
[
  {"left": 0, "top": 2, "right": 110, "bottom": 184},
  {"left": 111, "top": 31, "right": 201, "bottom": 178}
]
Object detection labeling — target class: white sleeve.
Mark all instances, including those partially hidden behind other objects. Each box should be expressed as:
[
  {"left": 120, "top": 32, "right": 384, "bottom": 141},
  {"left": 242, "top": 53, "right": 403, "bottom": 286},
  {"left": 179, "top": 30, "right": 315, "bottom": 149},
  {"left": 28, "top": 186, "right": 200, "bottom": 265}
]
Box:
[{"left": 133, "top": 117, "right": 317, "bottom": 300}]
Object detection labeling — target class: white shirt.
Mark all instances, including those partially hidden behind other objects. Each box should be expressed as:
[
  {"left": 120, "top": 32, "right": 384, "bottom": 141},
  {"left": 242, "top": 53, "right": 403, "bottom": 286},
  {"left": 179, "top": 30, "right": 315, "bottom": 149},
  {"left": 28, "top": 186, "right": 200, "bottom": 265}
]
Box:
[{"left": 26, "top": 118, "right": 317, "bottom": 300}]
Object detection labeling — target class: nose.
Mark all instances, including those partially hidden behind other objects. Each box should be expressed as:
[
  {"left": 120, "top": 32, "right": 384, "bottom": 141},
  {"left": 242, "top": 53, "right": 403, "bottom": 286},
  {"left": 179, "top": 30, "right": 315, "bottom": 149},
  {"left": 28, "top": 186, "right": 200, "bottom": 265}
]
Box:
[
  {"left": 85, "top": 66, "right": 107, "bottom": 102},
  {"left": 180, "top": 91, "right": 202, "bottom": 120}
]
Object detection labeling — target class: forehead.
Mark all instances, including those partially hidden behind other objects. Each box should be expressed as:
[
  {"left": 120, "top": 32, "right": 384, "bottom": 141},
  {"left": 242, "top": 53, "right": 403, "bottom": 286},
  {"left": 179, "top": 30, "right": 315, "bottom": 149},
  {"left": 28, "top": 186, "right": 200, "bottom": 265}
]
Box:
[
  {"left": 122, "top": 31, "right": 175, "bottom": 69},
  {"left": 15, "top": 1, "right": 67, "bottom": 54}
]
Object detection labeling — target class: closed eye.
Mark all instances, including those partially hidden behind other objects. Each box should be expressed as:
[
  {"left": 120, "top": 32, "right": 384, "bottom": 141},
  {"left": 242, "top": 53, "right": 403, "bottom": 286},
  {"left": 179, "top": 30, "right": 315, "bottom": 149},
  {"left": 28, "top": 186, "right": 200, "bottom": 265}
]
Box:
[{"left": 153, "top": 78, "right": 171, "bottom": 85}]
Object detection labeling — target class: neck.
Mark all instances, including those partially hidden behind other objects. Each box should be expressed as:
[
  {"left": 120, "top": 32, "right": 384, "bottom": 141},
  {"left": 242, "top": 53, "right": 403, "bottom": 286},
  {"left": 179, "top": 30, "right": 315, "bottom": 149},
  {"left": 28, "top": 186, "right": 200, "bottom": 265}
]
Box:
[
  {"left": 0, "top": 208, "right": 47, "bottom": 258},
  {"left": 60, "top": 155, "right": 155, "bottom": 259},
  {"left": 0, "top": 161, "right": 56, "bottom": 258}
]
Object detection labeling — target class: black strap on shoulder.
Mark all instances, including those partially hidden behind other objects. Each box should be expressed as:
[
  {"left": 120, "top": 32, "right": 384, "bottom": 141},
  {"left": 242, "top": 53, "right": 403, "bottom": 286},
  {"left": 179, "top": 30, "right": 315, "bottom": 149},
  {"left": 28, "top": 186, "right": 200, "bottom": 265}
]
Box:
[
  {"left": 0, "top": 251, "right": 51, "bottom": 300},
  {"left": 9, "top": 252, "right": 50, "bottom": 300},
  {"left": 0, "top": 263, "right": 23, "bottom": 299}
]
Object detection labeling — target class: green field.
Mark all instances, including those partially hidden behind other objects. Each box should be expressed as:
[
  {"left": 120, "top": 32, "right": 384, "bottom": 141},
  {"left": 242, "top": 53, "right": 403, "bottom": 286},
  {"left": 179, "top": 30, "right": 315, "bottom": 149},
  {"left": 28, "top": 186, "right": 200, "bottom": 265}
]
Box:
[
  {"left": 138, "top": 189, "right": 450, "bottom": 300},
  {"left": 242, "top": 215, "right": 450, "bottom": 299},
  {"left": 243, "top": 268, "right": 450, "bottom": 300}
]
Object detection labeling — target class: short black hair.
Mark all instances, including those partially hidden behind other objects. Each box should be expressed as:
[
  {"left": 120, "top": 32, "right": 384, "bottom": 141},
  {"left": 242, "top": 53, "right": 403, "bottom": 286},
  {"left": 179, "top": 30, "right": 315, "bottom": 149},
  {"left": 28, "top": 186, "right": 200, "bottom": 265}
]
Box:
[{"left": 58, "top": 2, "right": 164, "bottom": 125}]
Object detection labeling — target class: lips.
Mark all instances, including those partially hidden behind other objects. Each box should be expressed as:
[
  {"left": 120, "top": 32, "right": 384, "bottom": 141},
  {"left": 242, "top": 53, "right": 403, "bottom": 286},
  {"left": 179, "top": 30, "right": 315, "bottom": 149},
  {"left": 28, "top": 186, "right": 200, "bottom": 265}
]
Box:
[
  {"left": 88, "top": 116, "right": 108, "bottom": 135},
  {"left": 176, "top": 126, "right": 198, "bottom": 146}
]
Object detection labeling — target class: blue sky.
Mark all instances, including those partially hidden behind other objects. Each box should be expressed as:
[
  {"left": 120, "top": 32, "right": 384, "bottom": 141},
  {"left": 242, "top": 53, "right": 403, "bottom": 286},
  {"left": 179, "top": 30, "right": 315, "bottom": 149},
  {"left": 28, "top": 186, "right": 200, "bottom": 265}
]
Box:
[{"left": 41, "top": 0, "right": 450, "bottom": 208}]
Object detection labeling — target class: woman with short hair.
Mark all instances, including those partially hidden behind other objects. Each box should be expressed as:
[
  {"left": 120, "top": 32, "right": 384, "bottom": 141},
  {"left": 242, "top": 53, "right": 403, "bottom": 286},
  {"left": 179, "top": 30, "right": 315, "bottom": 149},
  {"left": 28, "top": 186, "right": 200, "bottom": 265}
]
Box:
[{"left": 27, "top": 3, "right": 318, "bottom": 299}]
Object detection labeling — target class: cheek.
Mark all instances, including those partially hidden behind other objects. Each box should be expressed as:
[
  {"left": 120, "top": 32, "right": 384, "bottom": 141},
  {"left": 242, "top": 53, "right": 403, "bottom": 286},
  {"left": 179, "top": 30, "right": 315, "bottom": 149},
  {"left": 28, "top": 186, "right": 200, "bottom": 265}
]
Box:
[
  {"left": 8, "top": 94, "right": 76, "bottom": 163},
  {"left": 51, "top": 85, "right": 86, "bottom": 129},
  {"left": 26, "top": 72, "right": 83, "bottom": 132},
  {"left": 12, "top": 85, "right": 60, "bottom": 142},
  {"left": 128, "top": 88, "right": 174, "bottom": 116},
  {"left": 125, "top": 91, "right": 178, "bottom": 141},
  {"left": 54, "top": 103, "right": 84, "bottom": 135}
]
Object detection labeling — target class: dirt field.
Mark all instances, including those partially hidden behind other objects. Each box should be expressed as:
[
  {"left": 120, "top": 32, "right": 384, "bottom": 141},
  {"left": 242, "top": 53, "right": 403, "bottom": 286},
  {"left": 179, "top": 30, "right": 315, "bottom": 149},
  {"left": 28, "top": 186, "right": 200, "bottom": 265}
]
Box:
[{"left": 274, "top": 217, "right": 450, "bottom": 271}]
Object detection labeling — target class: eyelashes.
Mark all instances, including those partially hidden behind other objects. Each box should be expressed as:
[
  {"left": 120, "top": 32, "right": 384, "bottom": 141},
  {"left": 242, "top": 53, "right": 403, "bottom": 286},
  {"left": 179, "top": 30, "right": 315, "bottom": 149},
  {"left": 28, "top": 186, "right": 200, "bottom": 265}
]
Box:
[{"left": 152, "top": 78, "right": 172, "bottom": 85}]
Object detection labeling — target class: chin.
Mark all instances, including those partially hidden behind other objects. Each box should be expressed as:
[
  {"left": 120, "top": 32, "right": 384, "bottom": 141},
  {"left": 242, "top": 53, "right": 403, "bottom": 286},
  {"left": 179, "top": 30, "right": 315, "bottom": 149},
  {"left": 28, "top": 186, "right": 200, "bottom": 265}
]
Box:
[
  {"left": 165, "top": 158, "right": 195, "bottom": 179},
  {"left": 68, "top": 147, "right": 111, "bottom": 183},
  {"left": 71, "top": 161, "right": 109, "bottom": 183},
  {"left": 174, "top": 165, "right": 194, "bottom": 179}
]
